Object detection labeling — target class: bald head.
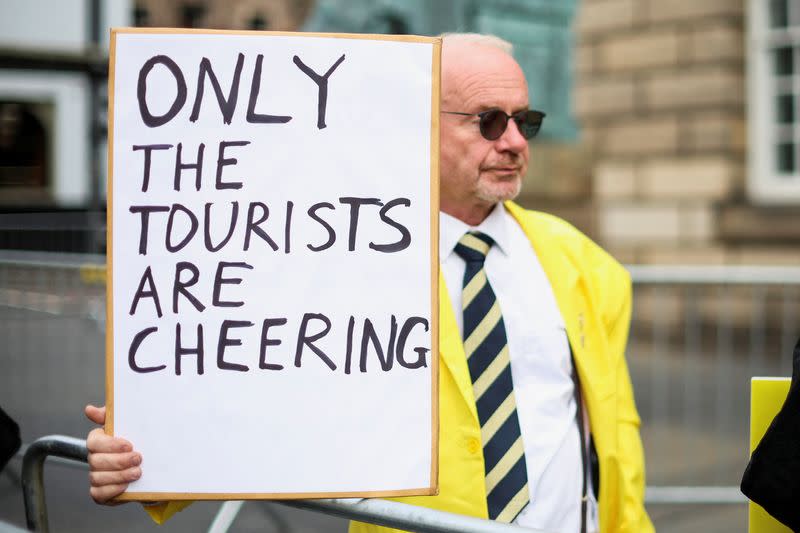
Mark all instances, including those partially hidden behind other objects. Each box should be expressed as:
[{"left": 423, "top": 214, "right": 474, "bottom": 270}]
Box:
[
  {"left": 438, "top": 34, "right": 531, "bottom": 225},
  {"left": 440, "top": 33, "right": 513, "bottom": 54},
  {"left": 441, "top": 38, "right": 527, "bottom": 115}
]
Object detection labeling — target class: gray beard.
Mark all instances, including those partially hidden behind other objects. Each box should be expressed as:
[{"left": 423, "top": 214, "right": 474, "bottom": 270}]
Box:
[{"left": 475, "top": 178, "right": 522, "bottom": 204}]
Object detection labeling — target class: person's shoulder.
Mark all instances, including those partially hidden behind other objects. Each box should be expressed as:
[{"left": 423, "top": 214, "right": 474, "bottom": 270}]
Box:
[
  {"left": 505, "top": 201, "right": 627, "bottom": 276},
  {"left": 506, "top": 203, "right": 632, "bottom": 316},
  {"left": 504, "top": 202, "right": 591, "bottom": 246}
]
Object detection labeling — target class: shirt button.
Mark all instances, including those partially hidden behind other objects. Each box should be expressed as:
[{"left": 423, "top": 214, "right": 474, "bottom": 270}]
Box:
[{"left": 467, "top": 437, "right": 480, "bottom": 454}]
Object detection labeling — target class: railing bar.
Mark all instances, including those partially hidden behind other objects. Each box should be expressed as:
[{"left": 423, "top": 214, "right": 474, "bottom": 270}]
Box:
[
  {"left": 715, "top": 286, "right": 734, "bottom": 483},
  {"left": 682, "top": 286, "right": 699, "bottom": 483},
  {"left": 648, "top": 287, "right": 663, "bottom": 465},
  {"left": 13, "top": 445, "right": 89, "bottom": 471},
  {"left": 282, "top": 499, "right": 553, "bottom": 533},
  {"left": 253, "top": 502, "right": 293, "bottom": 533},
  {"left": 1, "top": 259, "right": 800, "bottom": 285},
  {"left": 207, "top": 501, "right": 245, "bottom": 533},
  {"left": 0, "top": 251, "right": 106, "bottom": 269},
  {"left": 645, "top": 486, "right": 747, "bottom": 504},
  {"left": 20, "top": 433, "right": 754, "bottom": 533},
  {"left": 20, "top": 438, "right": 752, "bottom": 507},
  {"left": 749, "top": 286, "right": 768, "bottom": 378},
  {"left": 782, "top": 287, "right": 798, "bottom": 375},
  {"left": 21, "top": 436, "right": 547, "bottom": 533},
  {"left": 627, "top": 265, "right": 800, "bottom": 285},
  {"left": 21, "top": 435, "right": 88, "bottom": 532},
  {"left": 1, "top": 259, "right": 800, "bottom": 283}
]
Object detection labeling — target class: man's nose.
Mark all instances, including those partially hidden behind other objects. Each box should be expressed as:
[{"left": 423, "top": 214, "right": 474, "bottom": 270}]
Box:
[{"left": 495, "top": 118, "right": 528, "bottom": 153}]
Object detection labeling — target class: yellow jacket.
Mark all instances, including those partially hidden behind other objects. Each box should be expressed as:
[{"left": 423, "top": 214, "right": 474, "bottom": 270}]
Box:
[
  {"left": 145, "top": 203, "right": 653, "bottom": 532},
  {"left": 351, "top": 203, "right": 653, "bottom": 533}
]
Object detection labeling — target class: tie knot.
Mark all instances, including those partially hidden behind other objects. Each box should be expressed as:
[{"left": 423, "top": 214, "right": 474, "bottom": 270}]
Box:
[{"left": 454, "top": 231, "right": 494, "bottom": 263}]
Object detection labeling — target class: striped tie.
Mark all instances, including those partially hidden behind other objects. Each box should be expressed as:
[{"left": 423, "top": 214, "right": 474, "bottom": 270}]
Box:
[{"left": 455, "top": 231, "right": 529, "bottom": 523}]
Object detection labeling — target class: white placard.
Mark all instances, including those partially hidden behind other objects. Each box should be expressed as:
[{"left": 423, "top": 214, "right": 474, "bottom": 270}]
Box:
[{"left": 108, "top": 29, "right": 439, "bottom": 499}]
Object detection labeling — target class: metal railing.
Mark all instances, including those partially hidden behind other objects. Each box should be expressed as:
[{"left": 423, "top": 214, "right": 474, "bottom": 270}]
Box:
[
  {"left": 21, "top": 437, "right": 87, "bottom": 532},
  {"left": 626, "top": 264, "right": 799, "bottom": 498},
  {"left": 20, "top": 436, "right": 544, "bottom": 533},
  {"left": 0, "top": 212, "right": 105, "bottom": 254},
  {"left": 4, "top": 253, "right": 800, "bottom": 530}
]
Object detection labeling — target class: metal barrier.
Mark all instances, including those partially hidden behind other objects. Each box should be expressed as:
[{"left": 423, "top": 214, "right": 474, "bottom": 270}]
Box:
[
  {"left": 21, "top": 436, "right": 87, "bottom": 532},
  {"left": 0, "top": 212, "right": 105, "bottom": 254},
  {"left": 20, "top": 436, "right": 545, "bottom": 533},
  {"left": 4, "top": 253, "right": 800, "bottom": 529},
  {"left": 626, "top": 265, "right": 799, "bottom": 493}
]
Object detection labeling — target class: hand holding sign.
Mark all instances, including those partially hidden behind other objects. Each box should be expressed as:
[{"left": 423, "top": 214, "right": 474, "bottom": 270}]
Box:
[
  {"left": 107, "top": 29, "right": 439, "bottom": 500},
  {"left": 85, "top": 405, "right": 142, "bottom": 504}
]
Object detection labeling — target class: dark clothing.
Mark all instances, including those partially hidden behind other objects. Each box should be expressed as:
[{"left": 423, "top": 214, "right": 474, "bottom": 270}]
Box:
[
  {"left": 742, "top": 338, "right": 800, "bottom": 532},
  {"left": 0, "top": 406, "right": 21, "bottom": 472}
]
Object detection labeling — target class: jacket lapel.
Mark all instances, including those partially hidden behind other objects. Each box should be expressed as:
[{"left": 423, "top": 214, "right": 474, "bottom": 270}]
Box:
[
  {"left": 505, "top": 202, "right": 614, "bottom": 404},
  {"left": 438, "top": 272, "right": 480, "bottom": 423}
]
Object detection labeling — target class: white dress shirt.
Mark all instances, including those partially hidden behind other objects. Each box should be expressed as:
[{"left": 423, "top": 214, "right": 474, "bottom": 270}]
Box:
[{"left": 440, "top": 204, "right": 598, "bottom": 533}]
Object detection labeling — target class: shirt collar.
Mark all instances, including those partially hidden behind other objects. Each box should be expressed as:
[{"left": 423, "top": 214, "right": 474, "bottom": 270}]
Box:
[{"left": 439, "top": 203, "right": 511, "bottom": 261}]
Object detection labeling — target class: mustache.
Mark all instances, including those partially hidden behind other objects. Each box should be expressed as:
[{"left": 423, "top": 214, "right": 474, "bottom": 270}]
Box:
[{"left": 480, "top": 157, "right": 524, "bottom": 171}]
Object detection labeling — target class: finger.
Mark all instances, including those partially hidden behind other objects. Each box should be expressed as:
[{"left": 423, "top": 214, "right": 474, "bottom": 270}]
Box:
[
  {"left": 90, "top": 466, "right": 141, "bottom": 487},
  {"left": 85, "top": 405, "right": 106, "bottom": 425},
  {"left": 87, "top": 429, "right": 132, "bottom": 454},
  {"left": 90, "top": 483, "right": 129, "bottom": 505},
  {"left": 89, "top": 451, "right": 141, "bottom": 472}
]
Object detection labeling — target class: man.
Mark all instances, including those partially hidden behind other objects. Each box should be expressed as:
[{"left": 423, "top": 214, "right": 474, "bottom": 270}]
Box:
[{"left": 86, "top": 33, "right": 653, "bottom": 532}]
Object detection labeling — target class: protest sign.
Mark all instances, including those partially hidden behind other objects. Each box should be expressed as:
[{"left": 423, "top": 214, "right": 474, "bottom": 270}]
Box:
[{"left": 107, "top": 28, "right": 439, "bottom": 500}]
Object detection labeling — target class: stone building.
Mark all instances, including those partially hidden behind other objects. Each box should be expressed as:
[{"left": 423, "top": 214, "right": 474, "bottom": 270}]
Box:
[
  {"left": 0, "top": 0, "right": 129, "bottom": 251},
  {"left": 132, "top": 0, "right": 313, "bottom": 31},
  {"left": 567, "top": 0, "right": 800, "bottom": 266},
  {"left": 4, "top": 0, "right": 795, "bottom": 263},
  {"left": 136, "top": 0, "right": 799, "bottom": 267},
  {"left": 307, "top": 0, "right": 800, "bottom": 269}
]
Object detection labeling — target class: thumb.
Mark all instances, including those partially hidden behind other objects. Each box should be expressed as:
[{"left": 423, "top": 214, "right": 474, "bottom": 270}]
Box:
[{"left": 85, "top": 404, "right": 106, "bottom": 426}]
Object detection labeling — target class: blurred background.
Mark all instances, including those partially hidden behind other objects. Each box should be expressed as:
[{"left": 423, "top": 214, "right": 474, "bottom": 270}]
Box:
[{"left": 1, "top": 0, "right": 798, "bottom": 531}]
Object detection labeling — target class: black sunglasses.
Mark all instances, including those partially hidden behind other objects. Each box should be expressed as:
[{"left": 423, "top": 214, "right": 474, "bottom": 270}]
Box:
[{"left": 442, "top": 109, "right": 546, "bottom": 141}]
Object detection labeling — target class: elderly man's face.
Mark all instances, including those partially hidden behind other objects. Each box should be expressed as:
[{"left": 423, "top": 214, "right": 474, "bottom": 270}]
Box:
[{"left": 440, "top": 43, "right": 530, "bottom": 225}]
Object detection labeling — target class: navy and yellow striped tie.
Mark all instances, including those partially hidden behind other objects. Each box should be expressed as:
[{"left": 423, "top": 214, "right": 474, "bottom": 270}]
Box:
[{"left": 455, "top": 231, "right": 529, "bottom": 523}]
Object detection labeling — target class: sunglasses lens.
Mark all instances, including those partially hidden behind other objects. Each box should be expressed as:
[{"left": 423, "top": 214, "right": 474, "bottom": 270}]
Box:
[
  {"left": 516, "top": 111, "right": 544, "bottom": 140},
  {"left": 479, "top": 110, "right": 508, "bottom": 140}
]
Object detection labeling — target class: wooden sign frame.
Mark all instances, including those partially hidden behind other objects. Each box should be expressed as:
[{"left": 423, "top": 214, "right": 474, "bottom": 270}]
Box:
[{"left": 106, "top": 27, "right": 440, "bottom": 501}]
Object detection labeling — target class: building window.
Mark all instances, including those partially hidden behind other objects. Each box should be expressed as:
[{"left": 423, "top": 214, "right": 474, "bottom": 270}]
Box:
[
  {"left": 181, "top": 4, "right": 206, "bottom": 28},
  {"left": 748, "top": 0, "right": 800, "bottom": 202},
  {"left": 0, "top": 102, "right": 49, "bottom": 189},
  {"left": 133, "top": 5, "right": 149, "bottom": 27},
  {"left": 248, "top": 13, "right": 268, "bottom": 30}
]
